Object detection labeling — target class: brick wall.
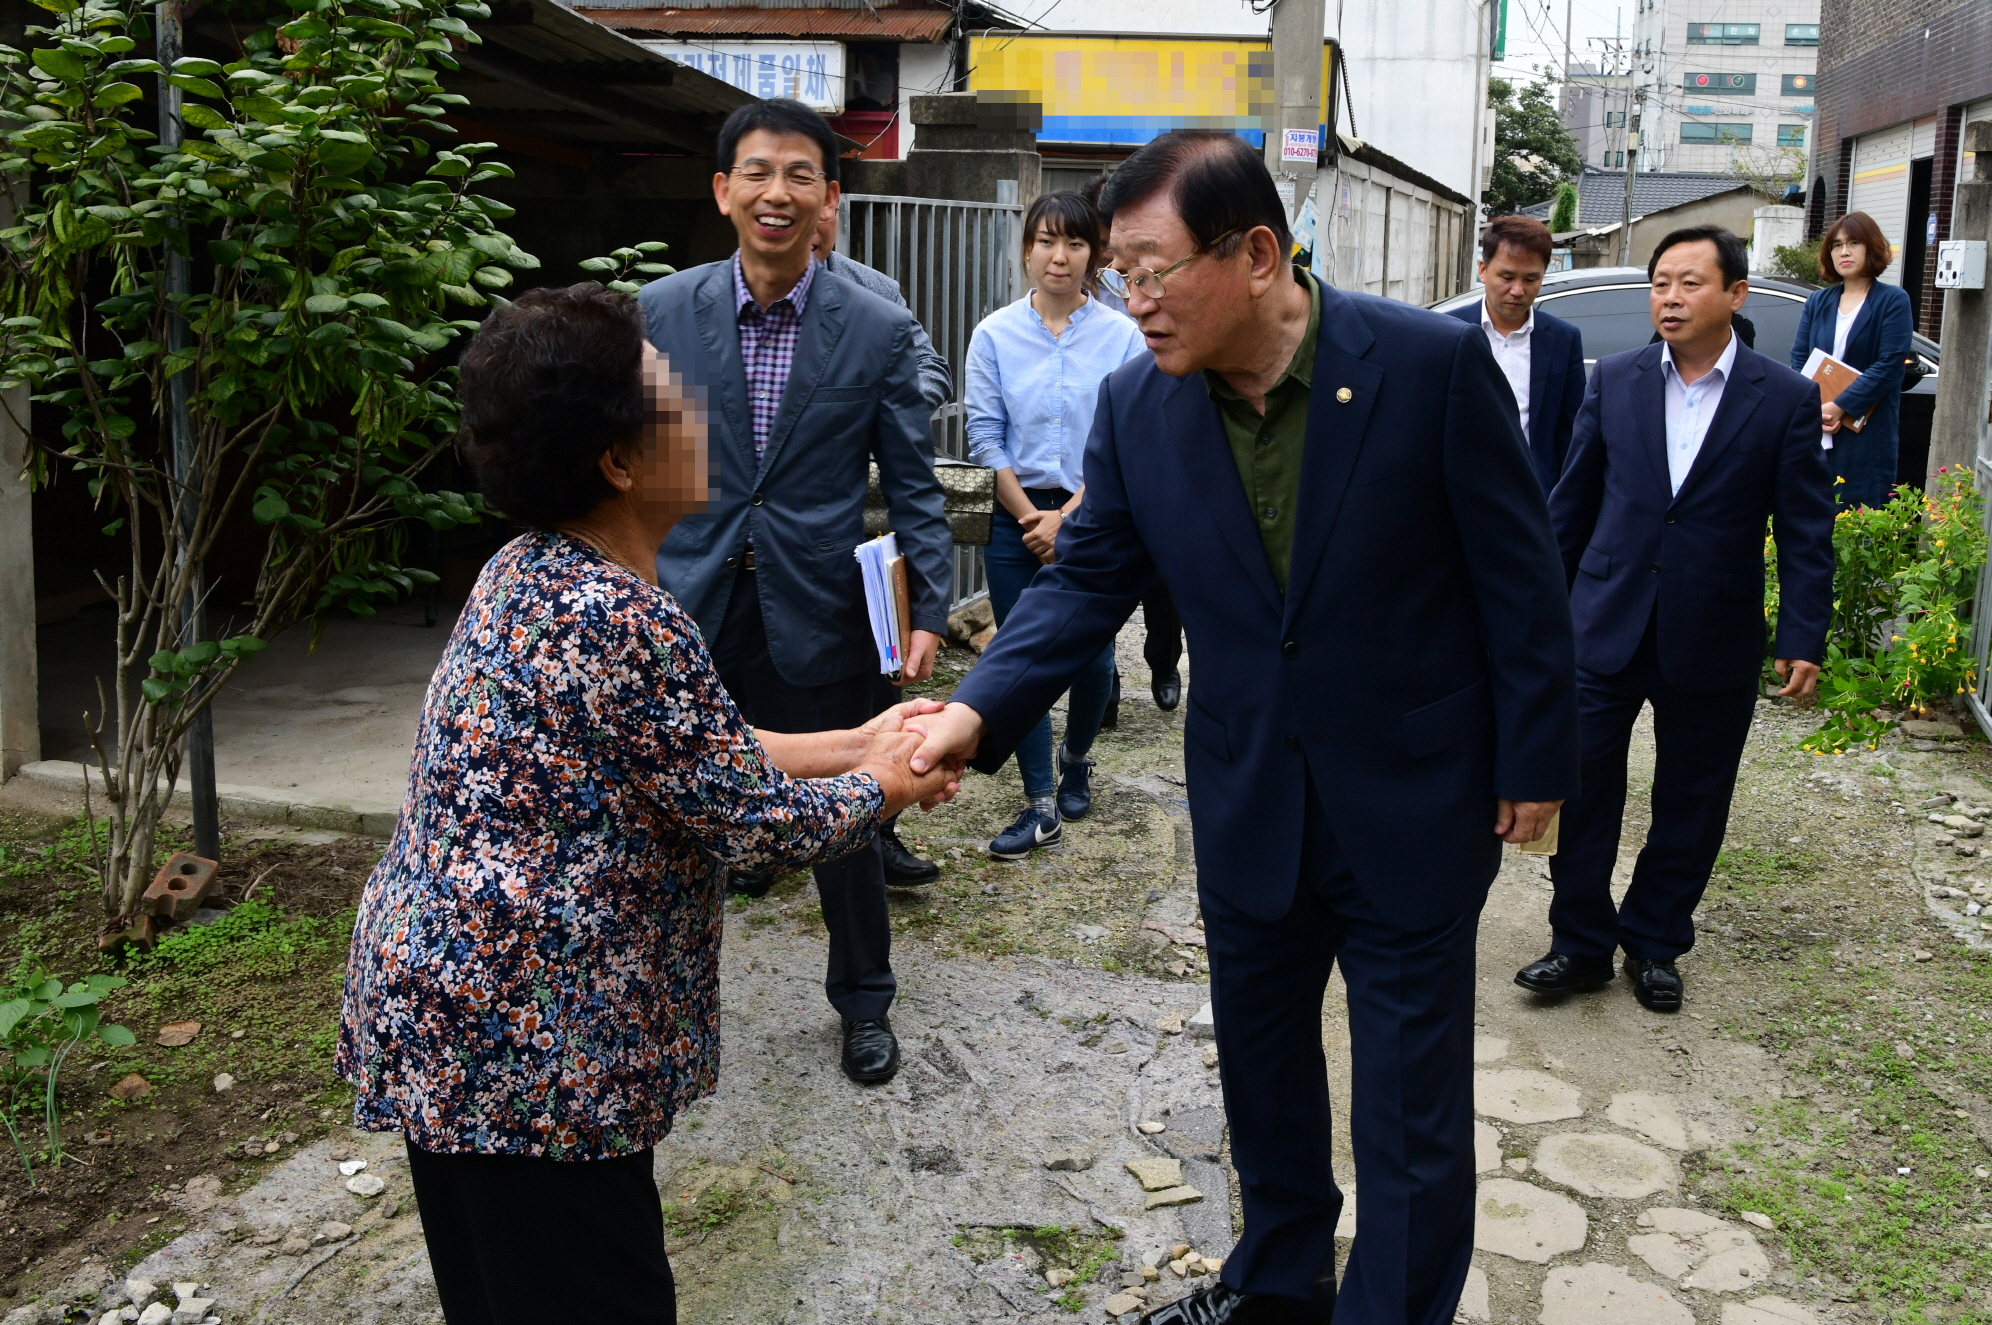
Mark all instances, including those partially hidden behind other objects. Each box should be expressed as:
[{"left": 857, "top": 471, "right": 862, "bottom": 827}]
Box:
[{"left": 1819, "top": 0, "right": 1961, "bottom": 73}]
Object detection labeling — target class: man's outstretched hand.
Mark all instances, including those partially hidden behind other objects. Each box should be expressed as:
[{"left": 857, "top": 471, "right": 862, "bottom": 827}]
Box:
[{"left": 907, "top": 701, "right": 987, "bottom": 776}]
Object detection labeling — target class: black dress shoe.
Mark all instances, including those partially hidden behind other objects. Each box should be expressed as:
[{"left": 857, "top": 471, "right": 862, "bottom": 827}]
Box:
[
  {"left": 1153, "top": 669, "right": 1182, "bottom": 712},
  {"left": 1145, "top": 1282, "right": 1330, "bottom": 1325},
  {"left": 1625, "top": 956, "right": 1683, "bottom": 1012},
  {"left": 841, "top": 1017, "right": 900, "bottom": 1084},
  {"left": 1514, "top": 951, "right": 1615, "bottom": 995},
  {"left": 728, "top": 869, "right": 773, "bottom": 898},
  {"left": 879, "top": 819, "right": 939, "bottom": 887}
]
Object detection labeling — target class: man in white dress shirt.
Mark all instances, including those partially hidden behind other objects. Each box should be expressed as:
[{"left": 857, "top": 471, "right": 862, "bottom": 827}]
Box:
[
  {"left": 1516, "top": 225, "right": 1835, "bottom": 1013},
  {"left": 1446, "top": 215, "right": 1587, "bottom": 491}
]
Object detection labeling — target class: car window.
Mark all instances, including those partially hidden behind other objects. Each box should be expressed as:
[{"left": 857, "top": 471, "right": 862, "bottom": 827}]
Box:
[
  {"left": 1533, "top": 284, "right": 1655, "bottom": 362},
  {"left": 1740, "top": 290, "right": 1805, "bottom": 366},
  {"left": 1534, "top": 283, "right": 1809, "bottom": 366}
]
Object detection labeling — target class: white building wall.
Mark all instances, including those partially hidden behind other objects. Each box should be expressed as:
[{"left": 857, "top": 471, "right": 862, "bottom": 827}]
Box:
[
  {"left": 997, "top": 0, "right": 1490, "bottom": 207},
  {"left": 897, "top": 41, "right": 955, "bottom": 157},
  {"left": 1632, "top": 0, "right": 1820, "bottom": 176}
]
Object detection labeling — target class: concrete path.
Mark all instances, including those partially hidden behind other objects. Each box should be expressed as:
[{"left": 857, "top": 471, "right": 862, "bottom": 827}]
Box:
[{"left": 23, "top": 616, "right": 1979, "bottom": 1325}]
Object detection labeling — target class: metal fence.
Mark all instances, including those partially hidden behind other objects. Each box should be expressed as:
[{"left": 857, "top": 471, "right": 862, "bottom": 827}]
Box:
[{"left": 838, "top": 185, "right": 1025, "bottom": 612}]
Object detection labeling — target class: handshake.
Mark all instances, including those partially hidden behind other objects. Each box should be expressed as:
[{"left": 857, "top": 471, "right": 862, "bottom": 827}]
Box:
[{"left": 851, "top": 700, "right": 988, "bottom": 818}]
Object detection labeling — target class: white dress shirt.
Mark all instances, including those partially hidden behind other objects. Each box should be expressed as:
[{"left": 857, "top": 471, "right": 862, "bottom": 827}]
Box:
[
  {"left": 1659, "top": 331, "right": 1739, "bottom": 496},
  {"left": 1480, "top": 301, "right": 1535, "bottom": 439}
]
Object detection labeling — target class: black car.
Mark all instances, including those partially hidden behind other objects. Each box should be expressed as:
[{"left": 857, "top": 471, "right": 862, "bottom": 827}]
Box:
[{"left": 1430, "top": 267, "right": 1942, "bottom": 488}]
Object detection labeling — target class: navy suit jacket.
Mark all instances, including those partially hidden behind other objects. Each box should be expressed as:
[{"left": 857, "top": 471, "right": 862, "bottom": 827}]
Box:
[
  {"left": 1549, "top": 340, "right": 1835, "bottom": 691},
  {"left": 951, "top": 282, "right": 1581, "bottom": 928},
  {"left": 1447, "top": 300, "right": 1587, "bottom": 491},
  {"left": 1789, "top": 281, "right": 1913, "bottom": 460},
  {"left": 639, "top": 260, "right": 953, "bottom": 688}
]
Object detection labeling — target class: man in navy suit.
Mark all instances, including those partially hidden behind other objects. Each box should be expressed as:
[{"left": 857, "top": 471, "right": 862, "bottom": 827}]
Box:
[
  {"left": 907, "top": 132, "right": 1579, "bottom": 1325},
  {"left": 1447, "top": 214, "right": 1587, "bottom": 492},
  {"left": 639, "top": 100, "right": 953, "bottom": 1086},
  {"left": 1516, "top": 225, "right": 1835, "bottom": 1012}
]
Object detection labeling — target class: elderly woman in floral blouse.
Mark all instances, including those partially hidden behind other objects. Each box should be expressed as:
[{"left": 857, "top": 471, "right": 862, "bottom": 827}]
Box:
[{"left": 336, "top": 284, "right": 955, "bottom": 1325}]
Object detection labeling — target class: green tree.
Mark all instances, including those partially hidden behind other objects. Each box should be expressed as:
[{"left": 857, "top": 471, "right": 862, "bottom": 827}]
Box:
[
  {"left": 1485, "top": 72, "right": 1583, "bottom": 217},
  {"left": 0, "top": 0, "right": 534, "bottom": 931},
  {"left": 1549, "top": 181, "right": 1578, "bottom": 234}
]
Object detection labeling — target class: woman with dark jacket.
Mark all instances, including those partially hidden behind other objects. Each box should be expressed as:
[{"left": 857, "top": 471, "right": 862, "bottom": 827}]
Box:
[
  {"left": 1789, "top": 210, "right": 1915, "bottom": 509},
  {"left": 337, "top": 284, "right": 955, "bottom": 1324}
]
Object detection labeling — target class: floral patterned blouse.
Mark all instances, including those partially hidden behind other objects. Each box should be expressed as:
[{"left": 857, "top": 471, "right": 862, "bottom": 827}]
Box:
[{"left": 337, "top": 530, "right": 883, "bottom": 1159}]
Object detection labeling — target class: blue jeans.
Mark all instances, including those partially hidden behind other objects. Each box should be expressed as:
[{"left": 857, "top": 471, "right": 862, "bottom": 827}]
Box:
[{"left": 982, "top": 492, "right": 1115, "bottom": 798}]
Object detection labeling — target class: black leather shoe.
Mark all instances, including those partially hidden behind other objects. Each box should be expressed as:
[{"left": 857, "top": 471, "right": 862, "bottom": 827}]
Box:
[
  {"left": 1625, "top": 957, "right": 1684, "bottom": 1012},
  {"left": 879, "top": 819, "right": 939, "bottom": 887},
  {"left": 1056, "top": 743, "right": 1095, "bottom": 822},
  {"left": 841, "top": 1017, "right": 900, "bottom": 1084},
  {"left": 1102, "top": 670, "right": 1121, "bottom": 730},
  {"left": 1514, "top": 951, "right": 1615, "bottom": 995},
  {"left": 1145, "top": 1282, "right": 1330, "bottom": 1324},
  {"left": 728, "top": 869, "right": 773, "bottom": 898},
  {"left": 1153, "top": 669, "right": 1182, "bottom": 712}
]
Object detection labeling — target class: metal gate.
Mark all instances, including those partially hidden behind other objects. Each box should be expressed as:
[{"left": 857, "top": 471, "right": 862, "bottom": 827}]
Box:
[{"left": 838, "top": 184, "right": 1025, "bottom": 611}]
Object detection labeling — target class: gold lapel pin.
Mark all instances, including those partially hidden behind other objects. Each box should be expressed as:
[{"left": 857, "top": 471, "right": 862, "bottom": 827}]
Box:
[{"left": 1335, "top": 387, "right": 1353, "bottom": 404}]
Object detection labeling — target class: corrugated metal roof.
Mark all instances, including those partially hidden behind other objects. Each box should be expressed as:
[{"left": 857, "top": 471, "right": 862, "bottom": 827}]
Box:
[
  {"left": 576, "top": 4, "right": 953, "bottom": 40},
  {"left": 1521, "top": 165, "right": 1752, "bottom": 228}
]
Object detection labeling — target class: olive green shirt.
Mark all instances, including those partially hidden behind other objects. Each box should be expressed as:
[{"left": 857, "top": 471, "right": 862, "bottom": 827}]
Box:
[{"left": 1202, "top": 269, "right": 1321, "bottom": 595}]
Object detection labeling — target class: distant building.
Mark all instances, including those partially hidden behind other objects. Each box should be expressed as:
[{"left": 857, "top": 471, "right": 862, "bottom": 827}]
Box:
[
  {"left": 1630, "top": 0, "right": 1820, "bottom": 175},
  {"left": 1809, "top": 0, "right": 1992, "bottom": 339},
  {"left": 1563, "top": 63, "right": 1633, "bottom": 170},
  {"left": 1521, "top": 166, "right": 1769, "bottom": 267}
]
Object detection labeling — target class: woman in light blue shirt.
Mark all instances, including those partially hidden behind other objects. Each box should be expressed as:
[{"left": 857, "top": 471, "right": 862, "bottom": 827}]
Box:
[{"left": 964, "top": 190, "right": 1146, "bottom": 859}]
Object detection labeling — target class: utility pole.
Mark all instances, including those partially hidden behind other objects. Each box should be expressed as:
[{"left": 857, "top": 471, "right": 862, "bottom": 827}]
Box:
[
  {"left": 1561, "top": 0, "right": 1573, "bottom": 107},
  {"left": 156, "top": 0, "right": 220, "bottom": 861},
  {"left": 1618, "top": 86, "right": 1643, "bottom": 267},
  {"left": 1264, "top": 0, "right": 1328, "bottom": 222}
]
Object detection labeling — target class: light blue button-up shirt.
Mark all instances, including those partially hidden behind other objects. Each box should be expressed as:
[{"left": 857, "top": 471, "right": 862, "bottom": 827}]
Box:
[
  {"left": 964, "top": 292, "right": 1146, "bottom": 491},
  {"left": 1659, "top": 331, "right": 1738, "bottom": 495}
]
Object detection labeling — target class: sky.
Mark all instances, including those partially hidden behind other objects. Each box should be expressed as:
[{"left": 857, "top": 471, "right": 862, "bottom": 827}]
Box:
[{"left": 1494, "top": 0, "right": 1638, "bottom": 84}]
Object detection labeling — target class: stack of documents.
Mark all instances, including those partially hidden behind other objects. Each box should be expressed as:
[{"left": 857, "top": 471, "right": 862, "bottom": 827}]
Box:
[
  {"left": 855, "top": 533, "right": 912, "bottom": 680},
  {"left": 1799, "top": 347, "right": 1873, "bottom": 448}
]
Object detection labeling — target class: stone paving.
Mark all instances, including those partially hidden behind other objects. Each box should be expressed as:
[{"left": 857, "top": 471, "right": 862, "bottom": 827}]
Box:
[{"left": 13, "top": 615, "right": 1989, "bottom": 1325}]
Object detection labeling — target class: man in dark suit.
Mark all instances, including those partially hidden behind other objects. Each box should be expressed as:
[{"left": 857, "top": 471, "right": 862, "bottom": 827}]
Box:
[
  {"left": 1516, "top": 225, "right": 1835, "bottom": 1013},
  {"left": 639, "top": 99, "right": 953, "bottom": 1085},
  {"left": 907, "top": 132, "right": 1579, "bottom": 1325},
  {"left": 1447, "top": 213, "right": 1586, "bottom": 492}
]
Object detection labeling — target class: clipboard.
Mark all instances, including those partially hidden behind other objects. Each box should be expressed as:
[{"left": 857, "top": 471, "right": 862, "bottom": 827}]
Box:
[
  {"left": 854, "top": 534, "right": 914, "bottom": 683},
  {"left": 1799, "top": 347, "right": 1874, "bottom": 434}
]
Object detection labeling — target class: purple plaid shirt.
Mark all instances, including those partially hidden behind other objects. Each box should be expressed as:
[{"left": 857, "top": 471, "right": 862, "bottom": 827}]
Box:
[{"left": 733, "top": 252, "right": 817, "bottom": 466}]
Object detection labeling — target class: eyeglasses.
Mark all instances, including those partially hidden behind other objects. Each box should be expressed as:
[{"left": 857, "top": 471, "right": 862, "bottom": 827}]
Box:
[
  {"left": 1096, "top": 228, "right": 1244, "bottom": 301},
  {"left": 730, "top": 163, "right": 826, "bottom": 190}
]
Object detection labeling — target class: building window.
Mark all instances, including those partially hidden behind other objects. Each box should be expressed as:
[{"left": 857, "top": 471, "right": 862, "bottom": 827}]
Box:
[
  {"left": 1780, "top": 74, "right": 1816, "bottom": 95},
  {"left": 1686, "top": 22, "right": 1760, "bottom": 44},
  {"left": 1680, "top": 122, "right": 1753, "bottom": 144},
  {"left": 1683, "top": 72, "right": 1756, "bottom": 93},
  {"left": 1777, "top": 124, "right": 1806, "bottom": 147},
  {"left": 1607, "top": 150, "right": 1625, "bottom": 167},
  {"left": 1785, "top": 23, "right": 1820, "bottom": 45},
  {"left": 1605, "top": 110, "right": 1626, "bottom": 128}
]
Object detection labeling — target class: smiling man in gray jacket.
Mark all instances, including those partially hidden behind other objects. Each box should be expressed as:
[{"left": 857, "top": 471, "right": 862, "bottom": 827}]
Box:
[{"left": 639, "top": 99, "right": 953, "bottom": 1087}]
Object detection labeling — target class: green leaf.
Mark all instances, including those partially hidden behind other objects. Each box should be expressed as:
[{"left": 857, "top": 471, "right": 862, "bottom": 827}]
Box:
[
  {"left": 303, "top": 294, "right": 349, "bottom": 314},
  {"left": 97, "top": 1024, "right": 136, "bottom": 1047},
  {"left": 173, "top": 57, "right": 223, "bottom": 77},
  {"left": 140, "top": 677, "right": 170, "bottom": 705},
  {"left": 252, "top": 493, "right": 289, "bottom": 523},
  {"left": 472, "top": 265, "right": 511, "bottom": 289},
  {"left": 166, "top": 74, "right": 223, "bottom": 99},
  {"left": 315, "top": 133, "right": 373, "bottom": 177},
  {"left": 577, "top": 256, "right": 616, "bottom": 273},
  {"left": 92, "top": 81, "right": 143, "bottom": 108},
  {"left": 179, "top": 104, "right": 227, "bottom": 131},
  {"left": 30, "top": 46, "right": 88, "bottom": 82},
  {"left": 427, "top": 152, "right": 471, "bottom": 177}
]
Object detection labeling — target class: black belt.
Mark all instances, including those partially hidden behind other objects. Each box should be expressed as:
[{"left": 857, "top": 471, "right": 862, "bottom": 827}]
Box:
[{"left": 1023, "top": 486, "right": 1074, "bottom": 505}]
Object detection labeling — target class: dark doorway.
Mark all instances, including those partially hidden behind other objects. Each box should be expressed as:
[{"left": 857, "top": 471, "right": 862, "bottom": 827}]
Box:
[{"left": 1901, "top": 156, "right": 1934, "bottom": 331}]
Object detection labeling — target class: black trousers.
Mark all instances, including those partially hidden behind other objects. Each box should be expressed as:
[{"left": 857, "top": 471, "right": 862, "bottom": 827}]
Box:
[
  {"left": 711, "top": 570, "right": 895, "bottom": 1021},
  {"left": 1549, "top": 617, "right": 1759, "bottom": 962},
  {"left": 405, "top": 1141, "right": 675, "bottom": 1325},
  {"left": 1143, "top": 577, "right": 1183, "bottom": 677},
  {"left": 1204, "top": 770, "right": 1478, "bottom": 1323}
]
